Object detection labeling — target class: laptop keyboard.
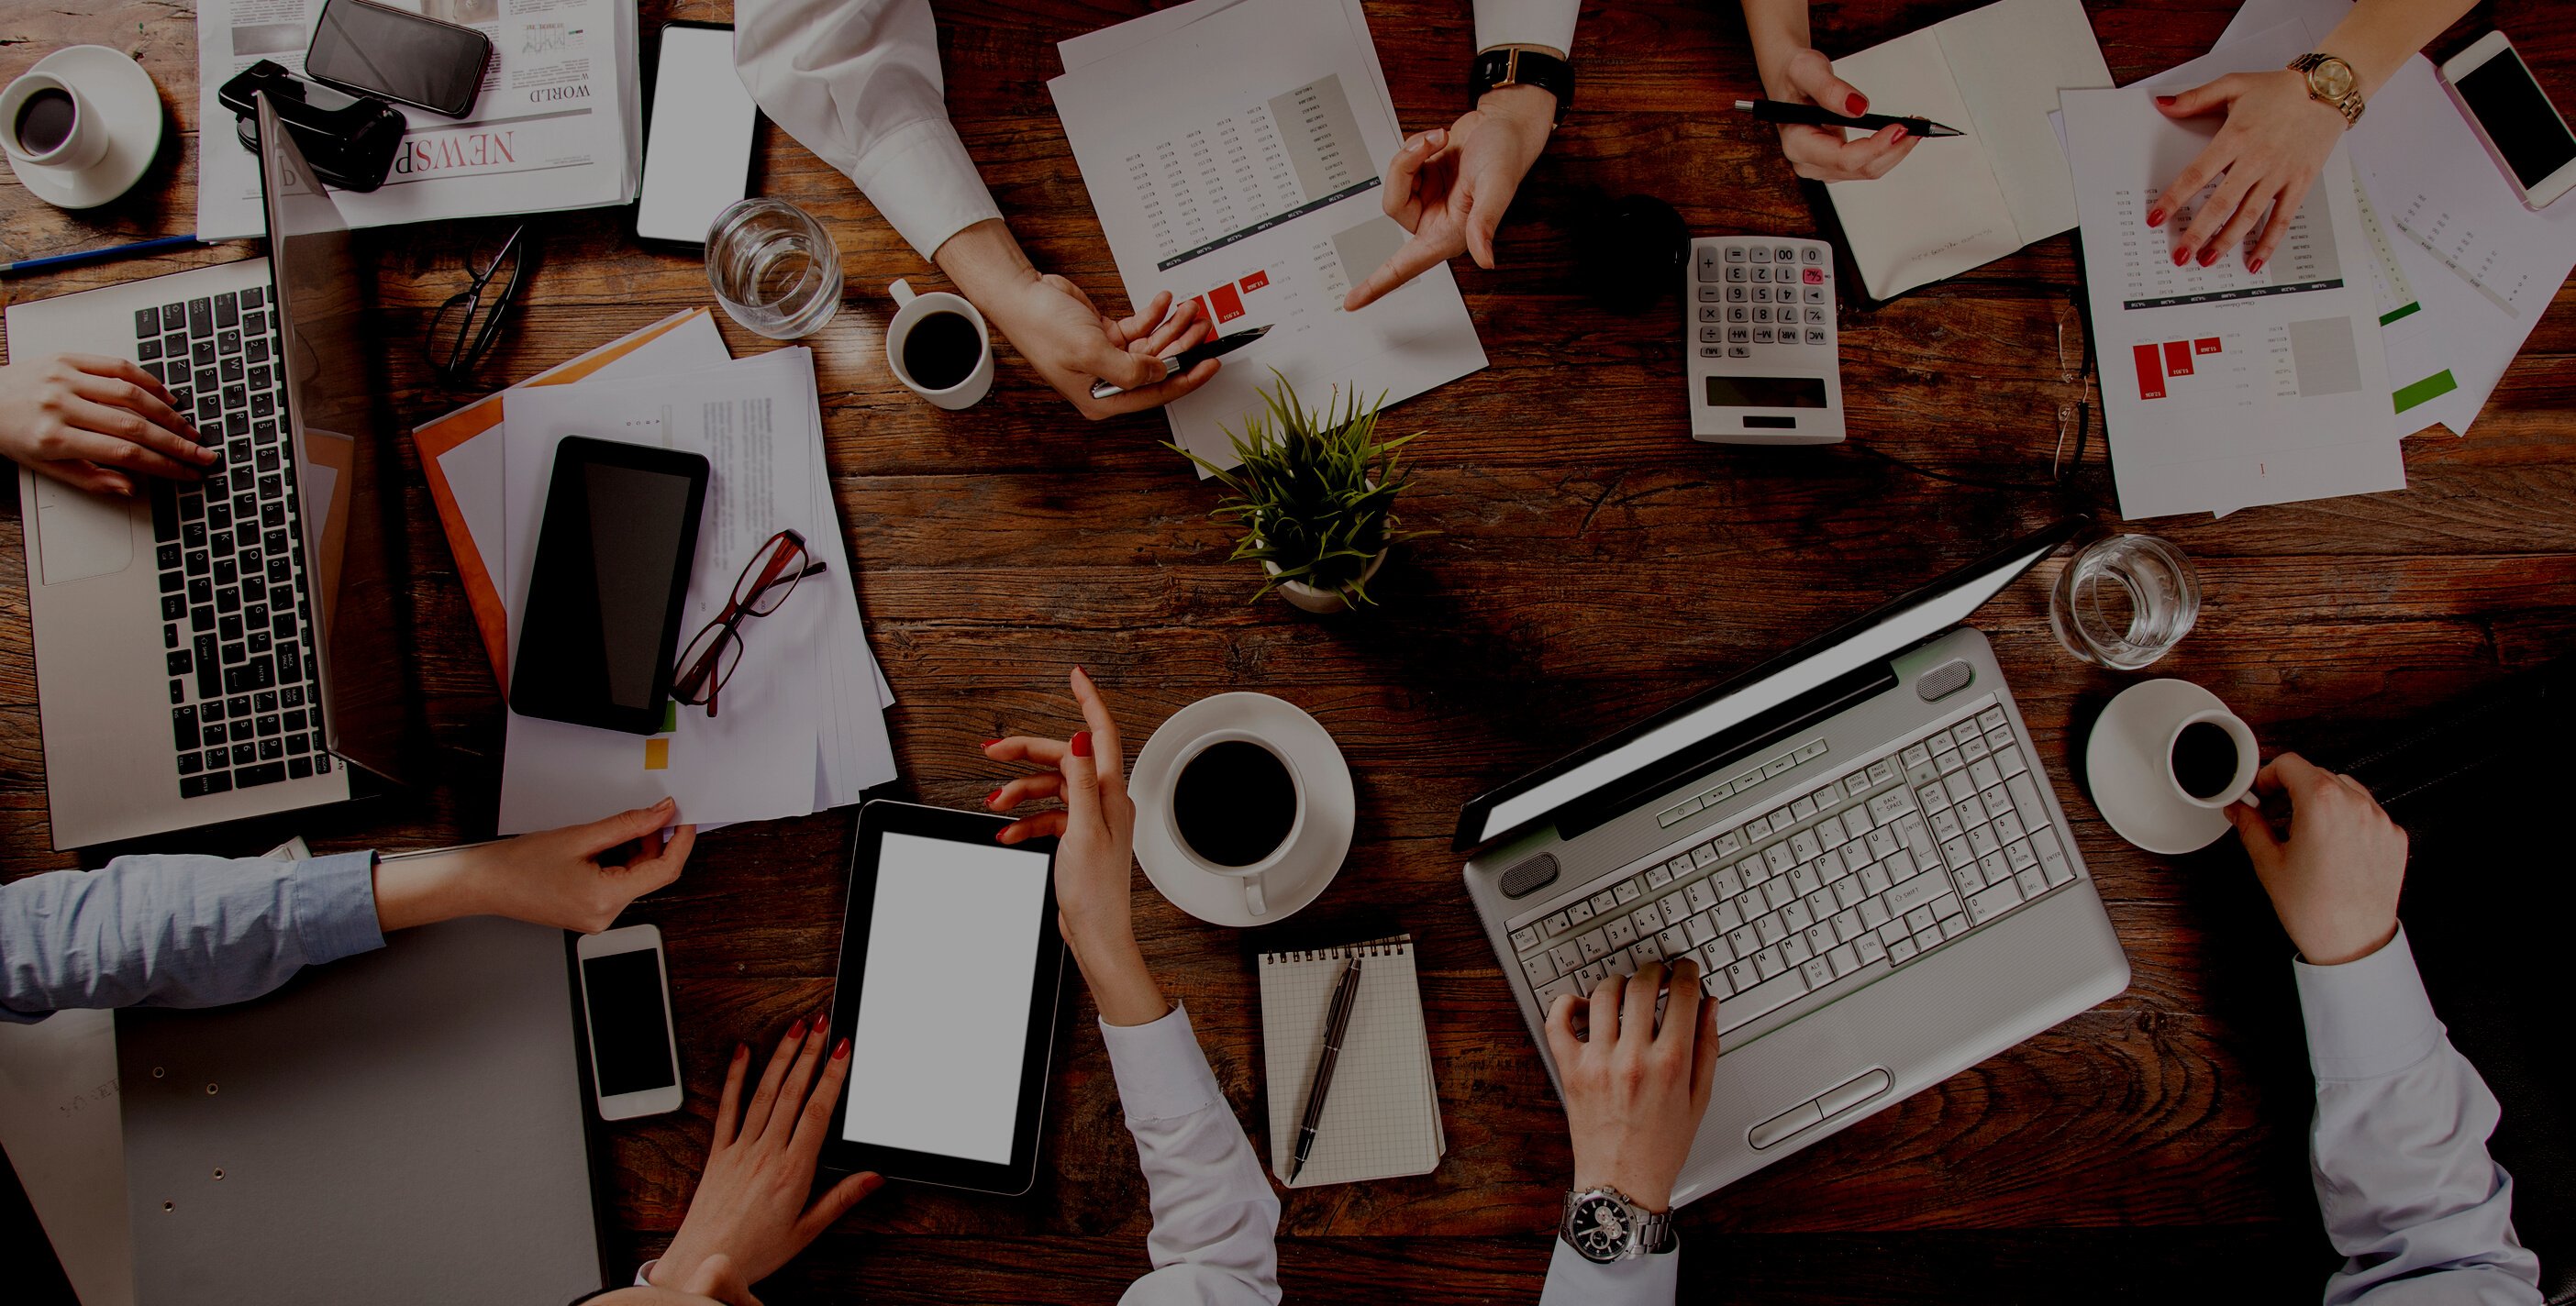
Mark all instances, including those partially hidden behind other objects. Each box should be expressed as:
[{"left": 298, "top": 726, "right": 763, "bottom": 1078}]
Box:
[
  {"left": 133, "top": 289, "right": 333, "bottom": 799},
  {"left": 1508, "top": 703, "right": 2076, "bottom": 1036}
]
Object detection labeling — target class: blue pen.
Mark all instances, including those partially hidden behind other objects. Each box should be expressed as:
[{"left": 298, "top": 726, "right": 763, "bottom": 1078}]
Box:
[{"left": 2, "top": 234, "right": 207, "bottom": 278}]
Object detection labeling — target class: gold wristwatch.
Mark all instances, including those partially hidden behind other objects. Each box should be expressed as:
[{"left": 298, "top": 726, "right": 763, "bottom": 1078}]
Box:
[{"left": 2289, "top": 53, "right": 2365, "bottom": 127}]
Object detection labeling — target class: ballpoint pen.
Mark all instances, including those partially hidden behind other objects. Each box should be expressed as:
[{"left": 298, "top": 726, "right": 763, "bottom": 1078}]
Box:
[
  {"left": 1089, "top": 324, "right": 1271, "bottom": 399},
  {"left": 2, "top": 234, "right": 208, "bottom": 278},
  {"left": 1733, "top": 98, "right": 1963, "bottom": 138},
  {"left": 1288, "top": 954, "right": 1364, "bottom": 1183}
]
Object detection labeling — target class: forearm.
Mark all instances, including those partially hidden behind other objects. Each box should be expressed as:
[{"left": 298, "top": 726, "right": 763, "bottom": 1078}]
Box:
[
  {"left": 368, "top": 846, "right": 500, "bottom": 934},
  {"left": 1064, "top": 909, "right": 1168, "bottom": 1029},
  {"left": 1740, "top": 0, "right": 1815, "bottom": 94},
  {"left": 932, "top": 219, "right": 1041, "bottom": 319},
  {"left": 2323, "top": 0, "right": 2479, "bottom": 95}
]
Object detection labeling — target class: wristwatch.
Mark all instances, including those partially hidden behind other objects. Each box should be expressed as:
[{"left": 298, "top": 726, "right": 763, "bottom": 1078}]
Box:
[
  {"left": 2289, "top": 53, "right": 2366, "bottom": 127},
  {"left": 1558, "top": 1184, "right": 1675, "bottom": 1264},
  {"left": 1471, "top": 45, "right": 1574, "bottom": 126}
]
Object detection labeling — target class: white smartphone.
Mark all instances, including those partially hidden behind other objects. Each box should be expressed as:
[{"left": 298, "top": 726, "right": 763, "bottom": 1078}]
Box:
[
  {"left": 2440, "top": 31, "right": 2576, "bottom": 210},
  {"left": 574, "top": 924, "right": 684, "bottom": 1120},
  {"left": 634, "top": 22, "right": 759, "bottom": 245}
]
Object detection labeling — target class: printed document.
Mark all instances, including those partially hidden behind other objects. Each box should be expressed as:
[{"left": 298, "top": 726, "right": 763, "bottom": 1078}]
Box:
[
  {"left": 2063, "top": 86, "right": 2400, "bottom": 518},
  {"left": 1049, "top": 0, "right": 1486, "bottom": 470},
  {"left": 194, "top": 0, "right": 639, "bottom": 238}
]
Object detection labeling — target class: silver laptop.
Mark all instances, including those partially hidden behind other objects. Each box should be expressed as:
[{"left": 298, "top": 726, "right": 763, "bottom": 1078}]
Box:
[
  {"left": 1458, "top": 519, "right": 2128, "bottom": 1203},
  {"left": 7, "top": 98, "right": 415, "bottom": 849}
]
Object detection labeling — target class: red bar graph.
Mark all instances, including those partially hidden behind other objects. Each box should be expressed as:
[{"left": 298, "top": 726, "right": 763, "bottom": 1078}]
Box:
[
  {"left": 2194, "top": 337, "right": 2222, "bottom": 355},
  {"left": 1209, "top": 283, "right": 1245, "bottom": 322},
  {"left": 2163, "top": 339, "right": 2194, "bottom": 377},
  {"left": 2133, "top": 343, "right": 2165, "bottom": 401},
  {"left": 1238, "top": 270, "right": 1270, "bottom": 293}
]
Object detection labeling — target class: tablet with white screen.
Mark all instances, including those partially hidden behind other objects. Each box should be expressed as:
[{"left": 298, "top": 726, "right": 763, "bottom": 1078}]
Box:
[{"left": 821, "top": 800, "right": 1063, "bottom": 1194}]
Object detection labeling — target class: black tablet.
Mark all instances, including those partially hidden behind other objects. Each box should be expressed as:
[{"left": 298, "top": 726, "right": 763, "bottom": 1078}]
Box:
[
  {"left": 822, "top": 801, "right": 1063, "bottom": 1194},
  {"left": 508, "top": 437, "right": 710, "bottom": 736}
]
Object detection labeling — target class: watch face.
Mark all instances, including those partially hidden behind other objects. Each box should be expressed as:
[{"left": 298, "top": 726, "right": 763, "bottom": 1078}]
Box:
[
  {"left": 1568, "top": 1194, "right": 1632, "bottom": 1262},
  {"left": 2310, "top": 57, "right": 2356, "bottom": 100}
]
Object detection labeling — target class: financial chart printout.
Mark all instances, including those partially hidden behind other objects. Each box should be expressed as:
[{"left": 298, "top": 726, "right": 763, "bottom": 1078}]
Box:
[{"left": 1051, "top": 0, "right": 1485, "bottom": 469}]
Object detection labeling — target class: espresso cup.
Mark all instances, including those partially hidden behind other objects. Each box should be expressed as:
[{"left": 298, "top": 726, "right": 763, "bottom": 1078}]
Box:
[
  {"left": 2164, "top": 707, "right": 2259, "bottom": 810},
  {"left": 885, "top": 280, "right": 994, "bottom": 410},
  {"left": 1, "top": 71, "right": 107, "bottom": 172},
  {"left": 1164, "top": 729, "right": 1305, "bottom": 918}
]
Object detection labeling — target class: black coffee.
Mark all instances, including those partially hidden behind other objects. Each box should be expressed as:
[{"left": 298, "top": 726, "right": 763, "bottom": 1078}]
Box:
[
  {"left": 13, "top": 88, "right": 75, "bottom": 155},
  {"left": 2171, "top": 721, "right": 2240, "bottom": 800},
  {"left": 1172, "top": 740, "right": 1297, "bottom": 868},
  {"left": 901, "top": 311, "right": 982, "bottom": 390}
]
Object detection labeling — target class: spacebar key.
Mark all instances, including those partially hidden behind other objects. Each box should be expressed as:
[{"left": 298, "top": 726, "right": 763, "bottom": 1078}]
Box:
[{"left": 1716, "top": 968, "right": 1812, "bottom": 1034}]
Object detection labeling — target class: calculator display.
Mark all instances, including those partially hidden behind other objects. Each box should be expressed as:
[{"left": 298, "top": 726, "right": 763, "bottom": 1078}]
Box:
[{"left": 1704, "top": 376, "right": 1828, "bottom": 408}]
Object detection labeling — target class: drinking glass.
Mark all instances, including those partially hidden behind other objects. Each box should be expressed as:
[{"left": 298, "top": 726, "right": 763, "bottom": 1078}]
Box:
[
  {"left": 2049, "top": 533, "right": 2200, "bottom": 670},
  {"left": 705, "top": 198, "right": 842, "bottom": 338}
]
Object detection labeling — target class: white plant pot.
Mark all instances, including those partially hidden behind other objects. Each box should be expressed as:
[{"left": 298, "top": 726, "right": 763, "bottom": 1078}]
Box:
[{"left": 1265, "top": 548, "right": 1387, "bottom": 614}]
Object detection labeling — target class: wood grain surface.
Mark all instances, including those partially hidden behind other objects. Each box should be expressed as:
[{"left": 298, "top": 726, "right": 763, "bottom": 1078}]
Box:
[{"left": 4, "top": 1, "right": 2571, "bottom": 1301}]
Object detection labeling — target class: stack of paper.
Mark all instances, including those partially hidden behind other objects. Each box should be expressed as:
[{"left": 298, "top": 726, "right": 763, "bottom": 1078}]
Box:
[
  {"left": 194, "top": 0, "right": 643, "bottom": 238},
  {"left": 411, "top": 312, "right": 896, "bottom": 835}
]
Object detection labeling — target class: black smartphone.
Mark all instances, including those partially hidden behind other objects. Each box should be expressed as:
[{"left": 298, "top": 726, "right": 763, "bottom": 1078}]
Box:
[
  {"left": 635, "top": 22, "right": 761, "bottom": 245},
  {"left": 509, "top": 437, "right": 711, "bottom": 736},
  {"left": 304, "top": 0, "right": 493, "bottom": 118}
]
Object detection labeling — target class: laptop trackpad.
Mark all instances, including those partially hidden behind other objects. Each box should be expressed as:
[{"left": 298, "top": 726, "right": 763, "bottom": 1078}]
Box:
[{"left": 33, "top": 478, "right": 137, "bottom": 585}]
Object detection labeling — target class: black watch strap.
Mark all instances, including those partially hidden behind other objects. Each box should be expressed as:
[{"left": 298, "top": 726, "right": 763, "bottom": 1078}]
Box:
[{"left": 1471, "top": 46, "right": 1573, "bottom": 125}]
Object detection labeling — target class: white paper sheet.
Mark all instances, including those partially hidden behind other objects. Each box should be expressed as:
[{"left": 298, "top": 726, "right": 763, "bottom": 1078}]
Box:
[
  {"left": 1049, "top": 0, "right": 1487, "bottom": 470},
  {"left": 2063, "top": 85, "right": 2401, "bottom": 518},
  {"left": 194, "top": 0, "right": 638, "bottom": 238}
]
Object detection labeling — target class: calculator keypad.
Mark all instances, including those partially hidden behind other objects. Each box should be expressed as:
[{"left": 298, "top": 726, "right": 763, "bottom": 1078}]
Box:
[
  {"left": 1693, "top": 238, "right": 1834, "bottom": 358},
  {"left": 1687, "top": 236, "right": 1844, "bottom": 442}
]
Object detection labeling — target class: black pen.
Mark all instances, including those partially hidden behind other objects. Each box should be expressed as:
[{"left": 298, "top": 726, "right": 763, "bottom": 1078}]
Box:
[
  {"left": 1734, "top": 98, "right": 1963, "bottom": 138},
  {"left": 1089, "top": 324, "right": 1271, "bottom": 399},
  {"left": 1288, "top": 954, "right": 1365, "bottom": 1183}
]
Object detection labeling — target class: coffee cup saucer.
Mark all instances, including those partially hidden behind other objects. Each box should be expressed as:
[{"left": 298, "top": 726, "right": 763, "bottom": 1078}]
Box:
[
  {"left": 2085, "top": 678, "right": 2237, "bottom": 856},
  {"left": 7, "top": 46, "right": 163, "bottom": 211},
  {"left": 1132, "top": 692, "right": 1355, "bottom": 928}
]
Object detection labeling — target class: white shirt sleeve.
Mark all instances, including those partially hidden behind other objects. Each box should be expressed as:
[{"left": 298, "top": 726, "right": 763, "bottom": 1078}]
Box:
[
  {"left": 1099, "top": 1003, "right": 1282, "bottom": 1306},
  {"left": 733, "top": 0, "right": 1004, "bottom": 260},
  {"left": 1538, "top": 1237, "right": 1679, "bottom": 1304},
  {"left": 1472, "top": 0, "right": 1582, "bottom": 55},
  {"left": 2297, "top": 926, "right": 2543, "bottom": 1306}
]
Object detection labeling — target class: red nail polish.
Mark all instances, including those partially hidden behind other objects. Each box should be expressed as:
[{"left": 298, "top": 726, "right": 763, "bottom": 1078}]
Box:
[
  {"left": 2198, "top": 247, "right": 2218, "bottom": 267},
  {"left": 1845, "top": 93, "right": 1867, "bottom": 116},
  {"left": 2173, "top": 248, "right": 2189, "bottom": 266},
  {"left": 1890, "top": 126, "right": 1907, "bottom": 142},
  {"left": 834, "top": 1038, "right": 851, "bottom": 1060},
  {"left": 734, "top": 1042, "right": 749, "bottom": 1060},
  {"left": 987, "top": 788, "right": 1005, "bottom": 808},
  {"left": 2248, "top": 257, "right": 2265, "bottom": 273},
  {"left": 981, "top": 738, "right": 1000, "bottom": 749},
  {"left": 2146, "top": 208, "right": 2164, "bottom": 227},
  {"left": 1071, "top": 731, "right": 1094, "bottom": 758},
  {"left": 787, "top": 1018, "right": 806, "bottom": 1039},
  {"left": 2155, "top": 94, "right": 2177, "bottom": 107}
]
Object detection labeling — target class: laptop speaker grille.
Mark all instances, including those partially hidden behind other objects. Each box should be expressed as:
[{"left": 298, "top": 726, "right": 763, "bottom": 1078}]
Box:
[
  {"left": 1499, "top": 854, "right": 1560, "bottom": 899},
  {"left": 1916, "top": 659, "right": 1973, "bottom": 702}
]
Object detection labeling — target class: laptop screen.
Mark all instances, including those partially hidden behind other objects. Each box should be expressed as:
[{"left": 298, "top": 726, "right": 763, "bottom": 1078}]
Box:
[
  {"left": 1451, "top": 519, "right": 2083, "bottom": 852},
  {"left": 256, "top": 97, "right": 415, "bottom": 783}
]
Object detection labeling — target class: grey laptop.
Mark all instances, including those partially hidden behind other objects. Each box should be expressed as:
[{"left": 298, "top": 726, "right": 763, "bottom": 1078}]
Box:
[
  {"left": 6, "top": 96, "right": 415, "bottom": 849},
  {"left": 1457, "top": 519, "right": 2129, "bottom": 1203}
]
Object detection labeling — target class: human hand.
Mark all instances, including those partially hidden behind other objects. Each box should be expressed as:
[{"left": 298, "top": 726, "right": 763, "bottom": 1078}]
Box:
[
  {"left": 1342, "top": 83, "right": 1556, "bottom": 311},
  {"left": 0, "top": 353, "right": 215, "bottom": 497},
  {"left": 2226, "top": 753, "right": 2406, "bottom": 967},
  {"left": 652, "top": 1015, "right": 883, "bottom": 1297},
  {"left": 372, "top": 798, "right": 696, "bottom": 935},
  {"left": 980, "top": 667, "right": 1164, "bottom": 1026},
  {"left": 1759, "top": 48, "right": 1919, "bottom": 182},
  {"left": 1544, "top": 959, "right": 1720, "bottom": 1212},
  {"left": 935, "top": 218, "right": 1217, "bottom": 418},
  {"left": 2148, "top": 72, "right": 2348, "bottom": 271}
]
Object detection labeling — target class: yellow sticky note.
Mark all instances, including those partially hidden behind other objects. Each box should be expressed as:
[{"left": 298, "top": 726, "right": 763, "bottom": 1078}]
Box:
[{"left": 643, "top": 738, "right": 669, "bottom": 770}]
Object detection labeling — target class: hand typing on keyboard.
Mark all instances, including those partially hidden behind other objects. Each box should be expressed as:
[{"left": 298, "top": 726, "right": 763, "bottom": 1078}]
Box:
[
  {"left": 2225, "top": 753, "right": 2407, "bottom": 968},
  {"left": 1547, "top": 958, "right": 1719, "bottom": 1215},
  {"left": 0, "top": 353, "right": 216, "bottom": 497}
]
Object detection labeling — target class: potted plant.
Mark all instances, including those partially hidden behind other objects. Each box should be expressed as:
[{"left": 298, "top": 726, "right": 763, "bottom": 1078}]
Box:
[{"left": 1171, "top": 373, "right": 1427, "bottom": 613}]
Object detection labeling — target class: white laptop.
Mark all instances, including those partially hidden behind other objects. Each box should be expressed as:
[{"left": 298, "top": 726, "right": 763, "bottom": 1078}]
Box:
[
  {"left": 6, "top": 97, "right": 416, "bottom": 849},
  {"left": 1457, "top": 519, "right": 2129, "bottom": 1202}
]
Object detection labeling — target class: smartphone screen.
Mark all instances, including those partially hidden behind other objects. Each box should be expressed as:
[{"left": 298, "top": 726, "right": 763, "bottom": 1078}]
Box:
[
  {"left": 509, "top": 439, "right": 708, "bottom": 735},
  {"left": 2456, "top": 46, "right": 2576, "bottom": 188},
  {"left": 305, "top": 0, "right": 490, "bottom": 116},
  {"left": 582, "top": 947, "right": 678, "bottom": 1098},
  {"left": 637, "top": 25, "right": 759, "bottom": 244}
]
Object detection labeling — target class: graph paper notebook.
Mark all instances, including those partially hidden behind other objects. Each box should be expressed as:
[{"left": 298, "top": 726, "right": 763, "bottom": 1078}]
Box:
[{"left": 1259, "top": 935, "right": 1445, "bottom": 1187}]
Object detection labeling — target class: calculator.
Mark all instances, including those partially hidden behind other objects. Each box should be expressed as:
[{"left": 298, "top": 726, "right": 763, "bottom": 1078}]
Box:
[{"left": 1687, "top": 236, "right": 1845, "bottom": 446}]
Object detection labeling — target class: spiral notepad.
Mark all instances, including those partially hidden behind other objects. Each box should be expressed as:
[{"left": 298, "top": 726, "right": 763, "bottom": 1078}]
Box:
[{"left": 1258, "top": 935, "right": 1445, "bottom": 1187}]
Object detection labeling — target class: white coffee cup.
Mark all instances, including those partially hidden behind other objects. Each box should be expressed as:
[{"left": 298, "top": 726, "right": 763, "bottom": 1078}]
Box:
[
  {"left": 885, "top": 279, "right": 994, "bottom": 410},
  {"left": 1164, "top": 729, "right": 1306, "bottom": 919},
  {"left": 0, "top": 71, "right": 108, "bottom": 173},
  {"left": 2164, "top": 707, "right": 2260, "bottom": 810}
]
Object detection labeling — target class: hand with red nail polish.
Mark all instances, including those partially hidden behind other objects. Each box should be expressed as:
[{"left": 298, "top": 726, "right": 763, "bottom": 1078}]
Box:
[
  {"left": 2145, "top": 67, "right": 2357, "bottom": 271},
  {"left": 1746, "top": 38, "right": 1919, "bottom": 183},
  {"left": 649, "top": 1011, "right": 880, "bottom": 1300}
]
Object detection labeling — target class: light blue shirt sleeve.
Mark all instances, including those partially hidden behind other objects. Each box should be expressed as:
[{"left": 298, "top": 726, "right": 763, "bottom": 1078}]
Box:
[
  {"left": 2298, "top": 925, "right": 2543, "bottom": 1306},
  {"left": 0, "top": 850, "right": 383, "bottom": 1023},
  {"left": 1099, "top": 1002, "right": 1282, "bottom": 1306}
]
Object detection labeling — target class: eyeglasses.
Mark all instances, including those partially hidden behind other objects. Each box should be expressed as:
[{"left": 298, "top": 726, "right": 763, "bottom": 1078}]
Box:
[
  {"left": 425, "top": 224, "right": 530, "bottom": 387},
  {"left": 672, "top": 530, "right": 828, "bottom": 718}
]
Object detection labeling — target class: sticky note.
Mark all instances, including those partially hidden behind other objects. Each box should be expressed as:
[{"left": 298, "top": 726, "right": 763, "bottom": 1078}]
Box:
[{"left": 644, "top": 738, "right": 669, "bottom": 770}]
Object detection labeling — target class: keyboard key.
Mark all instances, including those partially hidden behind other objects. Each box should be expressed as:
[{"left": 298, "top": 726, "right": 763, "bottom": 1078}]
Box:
[
  {"left": 188, "top": 297, "right": 213, "bottom": 337},
  {"left": 1523, "top": 953, "right": 1560, "bottom": 986},
  {"left": 1512, "top": 925, "right": 1541, "bottom": 953},
  {"left": 231, "top": 742, "right": 258, "bottom": 767},
  {"left": 2034, "top": 829, "right": 2074, "bottom": 885},
  {"left": 236, "top": 761, "right": 287, "bottom": 788},
  {"left": 288, "top": 755, "right": 315, "bottom": 779},
  {"left": 215, "top": 291, "right": 239, "bottom": 327}
]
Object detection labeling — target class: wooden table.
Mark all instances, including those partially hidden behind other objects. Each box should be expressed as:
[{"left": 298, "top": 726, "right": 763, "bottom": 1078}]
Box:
[{"left": 6, "top": 1, "right": 2573, "bottom": 1300}]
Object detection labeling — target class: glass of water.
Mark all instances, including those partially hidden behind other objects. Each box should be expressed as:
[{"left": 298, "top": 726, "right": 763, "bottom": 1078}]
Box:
[
  {"left": 2049, "top": 533, "right": 2200, "bottom": 670},
  {"left": 705, "top": 198, "right": 842, "bottom": 339}
]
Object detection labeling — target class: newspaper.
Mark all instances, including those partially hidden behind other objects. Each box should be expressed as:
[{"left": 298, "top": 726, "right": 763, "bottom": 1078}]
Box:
[{"left": 194, "top": 0, "right": 640, "bottom": 238}]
